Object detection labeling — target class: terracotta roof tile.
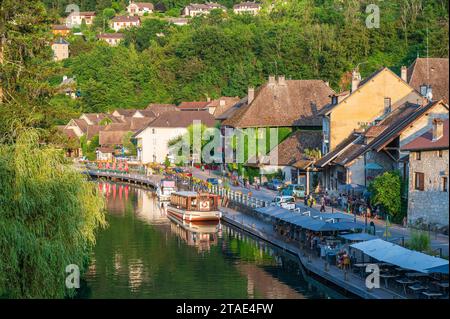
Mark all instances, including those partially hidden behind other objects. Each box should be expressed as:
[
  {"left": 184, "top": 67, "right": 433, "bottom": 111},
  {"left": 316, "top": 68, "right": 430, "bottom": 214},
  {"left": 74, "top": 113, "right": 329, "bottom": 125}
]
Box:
[
  {"left": 407, "top": 58, "right": 449, "bottom": 103},
  {"left": 223, "top": 79, "right": 335, "bottom": 128},
  {"left": 401, "top": 119, "right": 449, "bottom": 151}
]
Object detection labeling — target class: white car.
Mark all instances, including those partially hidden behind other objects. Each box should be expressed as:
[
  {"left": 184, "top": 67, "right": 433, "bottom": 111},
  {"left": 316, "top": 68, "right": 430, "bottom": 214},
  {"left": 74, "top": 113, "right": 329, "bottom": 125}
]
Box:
[{"left": 271, "top": 195, "right": 296, "bottom": 210}]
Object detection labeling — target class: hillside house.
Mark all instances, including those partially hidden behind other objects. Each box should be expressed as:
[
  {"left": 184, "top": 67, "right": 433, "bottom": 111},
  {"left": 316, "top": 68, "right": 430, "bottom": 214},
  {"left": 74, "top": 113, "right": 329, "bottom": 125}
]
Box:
[
  {"left": 127, "top": 1, "right": 154, "bottom": 16},
  {"left": 111, "top": 16, "right": 141, "bottom": 32}
]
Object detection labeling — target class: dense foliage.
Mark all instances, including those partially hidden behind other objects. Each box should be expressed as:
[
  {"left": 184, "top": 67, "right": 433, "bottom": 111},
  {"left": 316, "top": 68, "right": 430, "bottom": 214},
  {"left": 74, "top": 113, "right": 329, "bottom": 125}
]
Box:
[
  {"left": 369, "top": 171, "right": 403, "bottom": 221},
  {"left": 49, "top": 0, "right": 449, "bottom": 115},
  {"left": 0, "top": 130, "right": 106, "bottom": 298}
]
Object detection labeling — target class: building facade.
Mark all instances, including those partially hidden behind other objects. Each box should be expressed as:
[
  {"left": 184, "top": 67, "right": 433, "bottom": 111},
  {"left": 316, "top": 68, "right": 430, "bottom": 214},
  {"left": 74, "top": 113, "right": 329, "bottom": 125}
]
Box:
[
  {"left": 51, "top": 38, "right": 69, "bottom": 61},
  {"left": 402, "top": 119, "right": 449, "bottom": 230},
  {"left": 65, "top": 11, "right": 96, "bottom": 28},
  {"left": 111, "top": 16, "right": 141, "bottom": 32},
  {"left": 97, "top": 33, "right": 124, "bottom": 46},
  {"left": 127, "top": 1, "right": 154, "bottom": 16},
  {"left": 233, "top": 2, "right": 261, "bottom": 15},
  {"left": 183, "top": 3, "right": 226, "bottom": 17}
]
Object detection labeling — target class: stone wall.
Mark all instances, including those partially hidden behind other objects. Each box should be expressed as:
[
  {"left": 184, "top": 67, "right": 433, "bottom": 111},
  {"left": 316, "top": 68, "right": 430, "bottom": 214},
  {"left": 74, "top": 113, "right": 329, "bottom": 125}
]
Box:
[{"left": 407, "top": 149, "right": 449, "bottom": 232}]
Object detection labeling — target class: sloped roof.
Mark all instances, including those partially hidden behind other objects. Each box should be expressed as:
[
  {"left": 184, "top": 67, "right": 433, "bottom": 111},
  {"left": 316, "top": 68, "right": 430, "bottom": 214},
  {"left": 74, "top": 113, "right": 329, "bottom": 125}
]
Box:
[
  {"left": 223, "top": 79, "right": 335, "bottom": 128},
  {"left": 207, "top": 97, "right": 241, "bottom": 118},
  {"left": 315, "top": 133, "right": 361, "bottom": 168},
  {"left": 402, "top": 119, "right": 449, "bottom": 151},
  {"left": 71, "top": 119, "right": 88, "bottom": 133},
  {"left": 133, "top": 2, "right": 154, "bottom": 9},
  {"left": 315, "top": 99, "right": 448, "bottom": 168},
  {"left": 145, "top": 103, "right": 178, "bottom": 116},
  {"left": 248, "top": 130, "right": 322, "bottom": 167},
  {"left": 134, "top": 109, "right": 157, "bottom": 118},
  {"left": 97, "top": 33, "right": 124, "bottom": 39},
  {"left": 99, "top": 130, "right": 129, "bottom": 146},
  {"left": 178, "top": 101, "right": 209, "bottom": 110},
  {"left": 113, "top": 109, "right": 138, "bottom": 117},
  {"left": 86, "top": 125, "right": 101, "bottom": 140},
  {"left": 147, "top": 110, "right": 216, "bottom": 128},
  {"left": 112, "top": 16, "right": 140, "bottom": 23},
  {"left": 408, "top": 58, "right": 449, "bottom": 103},
  {"left": 234, "top": 2, "right": 262, "bottom": 9},
  {"left": 216, "top": 97, "right": 247, "bottom": 121}
]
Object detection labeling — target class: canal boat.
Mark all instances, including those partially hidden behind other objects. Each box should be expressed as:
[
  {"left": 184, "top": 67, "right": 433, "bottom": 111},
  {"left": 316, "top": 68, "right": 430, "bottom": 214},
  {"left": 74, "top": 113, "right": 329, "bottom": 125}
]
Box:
[
  {"left": 167, "top": 191, "right": 222, "bottom": 222},
  {"left": 156, "top": 179, "right": 177, "bottom": 201}
]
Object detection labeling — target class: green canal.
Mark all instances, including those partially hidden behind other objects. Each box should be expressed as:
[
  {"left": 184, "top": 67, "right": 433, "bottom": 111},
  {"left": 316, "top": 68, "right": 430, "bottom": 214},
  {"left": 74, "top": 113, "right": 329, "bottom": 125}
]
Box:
[{"left": 78, "top": 182, "right": 345, "bottom": 299}]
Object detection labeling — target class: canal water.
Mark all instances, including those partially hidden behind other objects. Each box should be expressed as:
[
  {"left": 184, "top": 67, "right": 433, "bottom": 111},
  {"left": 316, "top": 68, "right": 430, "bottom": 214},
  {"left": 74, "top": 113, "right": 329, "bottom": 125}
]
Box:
[{"left": 79, "top": 182, "right": 345, "bottom": 299}]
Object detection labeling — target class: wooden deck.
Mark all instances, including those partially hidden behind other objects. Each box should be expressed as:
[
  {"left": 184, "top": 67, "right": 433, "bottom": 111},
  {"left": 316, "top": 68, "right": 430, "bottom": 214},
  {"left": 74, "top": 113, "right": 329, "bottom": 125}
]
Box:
[{"left": 220, "top": 206, "right": 406, "bottom": 300}]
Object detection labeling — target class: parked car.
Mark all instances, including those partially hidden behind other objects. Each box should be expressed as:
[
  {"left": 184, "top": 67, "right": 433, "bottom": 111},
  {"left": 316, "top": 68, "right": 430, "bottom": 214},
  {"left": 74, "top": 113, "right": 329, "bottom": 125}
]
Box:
[
  {"left": 267, "top": 179, "right": 284, "bottom": 191},
  {"left": 282, "top": 184, "right": 306, "bottom": 198},
  {"left": 207, "top": 178, "right": 219, "bottom": 185},
  {"left": 173, "top": 167, "right": 184, "bottom": 173},
  {"left": 270, "top": 195, "right": 296, "bottom": 210}
]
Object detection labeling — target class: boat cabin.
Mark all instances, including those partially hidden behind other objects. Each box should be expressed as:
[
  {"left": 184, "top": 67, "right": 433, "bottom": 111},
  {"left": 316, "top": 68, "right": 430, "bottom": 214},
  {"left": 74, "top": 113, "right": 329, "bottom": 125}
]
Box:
[{"left": 170, "top": 191, "right": 219, "bottom": 211}]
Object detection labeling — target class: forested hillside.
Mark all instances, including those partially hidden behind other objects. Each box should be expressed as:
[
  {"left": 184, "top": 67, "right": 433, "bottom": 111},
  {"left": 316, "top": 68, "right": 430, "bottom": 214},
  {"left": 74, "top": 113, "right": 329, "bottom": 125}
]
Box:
[{"left": 2, "top": 0, "right": 449, "bottom": 130}]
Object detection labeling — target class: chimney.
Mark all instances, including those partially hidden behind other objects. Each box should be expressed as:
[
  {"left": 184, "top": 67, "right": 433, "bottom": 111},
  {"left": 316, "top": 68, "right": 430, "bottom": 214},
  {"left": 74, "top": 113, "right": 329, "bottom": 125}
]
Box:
[
  {"left": 248, "top": 87, "right": 255, "bottom": 104},
  {"left": 219, "top": 99, "right": 225, "bottom": 106},
  {"left": 432, "top": 119, "right": 444, "bottom": 141},
  {"left": 401, "top": 66, "right": 407, "bottom": 82},
  {"left": 268, "top": 75, "right": 276, "bottom": 86},
  {"left": 426, "top": 86, "right": 433, "bottom": 101},
  {"left": 351, "top": 69, "right": 361, "bottom": 93},
  {"left": 278, "top": 75, "right": 286, "bottom": 85}
]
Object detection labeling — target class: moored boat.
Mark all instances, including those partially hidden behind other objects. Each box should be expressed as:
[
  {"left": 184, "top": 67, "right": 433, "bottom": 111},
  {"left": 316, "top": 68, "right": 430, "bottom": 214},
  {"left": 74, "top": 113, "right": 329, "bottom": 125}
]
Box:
[
  {"left": 167, "top": 191, "right": 221, "bottom": 222},
  {"left": 157, "top": 179, "right": 177, "bottom": 201}
]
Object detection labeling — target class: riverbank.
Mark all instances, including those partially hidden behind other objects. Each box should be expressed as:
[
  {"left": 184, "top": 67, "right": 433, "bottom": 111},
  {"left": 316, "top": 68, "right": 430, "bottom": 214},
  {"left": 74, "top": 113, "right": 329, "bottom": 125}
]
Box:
[{"left": 219, "top": 206, "right": 406, "bottom": 299}]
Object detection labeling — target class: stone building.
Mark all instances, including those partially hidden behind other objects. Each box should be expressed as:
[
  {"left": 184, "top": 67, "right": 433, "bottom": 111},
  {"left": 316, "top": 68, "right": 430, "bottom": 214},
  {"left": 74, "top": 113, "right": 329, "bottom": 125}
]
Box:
[{"left": 401, "top": 119, "right": 449, "bottom": 231}]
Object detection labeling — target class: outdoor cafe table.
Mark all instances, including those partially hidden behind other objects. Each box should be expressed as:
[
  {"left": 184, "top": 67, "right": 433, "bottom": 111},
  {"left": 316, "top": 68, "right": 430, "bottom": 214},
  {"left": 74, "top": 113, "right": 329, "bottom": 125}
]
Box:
[
  {"left": 405, "top": 272, "right": 430, "bottom": 278},
  {"left": 396, "top": 279, "right": 417, "bottom": 295},
  {"left": 379, "top": 274, "right": 398, "bottom": 288},
  {"left": 408, "top": 284, "right": 427, "bottom": 297},
  {"left": 422, "top": 291, "right": 444, "bottom": 299}
]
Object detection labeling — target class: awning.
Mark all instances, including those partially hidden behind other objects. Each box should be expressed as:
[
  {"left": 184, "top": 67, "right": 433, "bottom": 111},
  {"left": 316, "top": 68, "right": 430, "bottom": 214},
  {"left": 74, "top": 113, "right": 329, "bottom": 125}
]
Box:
[
  {"left": 350, "top": 239, "right": 449, "bottom": 273},
  {"left": 365, "top": 162, "right": 383, "bottom": 170},
  {"left": 340, "top": 233, "right": 378, "bottom": 242},
  {"left": 425, "top": 264, "right": 449, "bottom": 274}
]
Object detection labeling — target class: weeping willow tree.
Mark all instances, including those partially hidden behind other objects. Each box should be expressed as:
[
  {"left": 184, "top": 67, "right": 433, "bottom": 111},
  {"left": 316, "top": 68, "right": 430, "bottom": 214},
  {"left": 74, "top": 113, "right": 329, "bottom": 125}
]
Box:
[{"left": 0, "top": 130, "right": 106, "bottom": 298}]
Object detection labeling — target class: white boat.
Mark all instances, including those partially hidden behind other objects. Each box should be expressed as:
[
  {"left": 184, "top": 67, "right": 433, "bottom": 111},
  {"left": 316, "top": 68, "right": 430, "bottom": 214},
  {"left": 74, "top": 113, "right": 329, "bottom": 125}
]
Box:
[
  {"left": 167, "top": 191, "right": 222, "bottom": 222},
  {"left": 156, "top": 179, "right": 177, "bottom": 201}
]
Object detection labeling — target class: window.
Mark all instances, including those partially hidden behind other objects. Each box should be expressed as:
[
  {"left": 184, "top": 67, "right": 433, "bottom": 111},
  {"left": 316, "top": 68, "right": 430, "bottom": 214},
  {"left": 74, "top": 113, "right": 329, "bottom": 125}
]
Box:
[
  {"left": 414, "top": 172, "right": 425, "bottom": 191},
  {"left": 152, "top": 128, "right": 155, "bottom": 134},
  {"left": 420, "top": 85, "right": 428, "bottom": 97},
  {"left": 384, "top": 97, "right": 391, "bottom": 113},
  {"left": 438, "top": 150, "right": 443, "bottom": 158},
  {"left": 443, "top": 177, "right": 448, "bottom": 192},
  {"left": 415, "top": 151, "right": 421, "bottom": 160}
]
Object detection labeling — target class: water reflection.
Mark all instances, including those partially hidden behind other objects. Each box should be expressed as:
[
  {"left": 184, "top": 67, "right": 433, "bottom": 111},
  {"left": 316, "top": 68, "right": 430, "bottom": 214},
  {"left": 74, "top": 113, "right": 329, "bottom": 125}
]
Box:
[{"left": 81, "top": 182, "right": 344, "bottom": 299}]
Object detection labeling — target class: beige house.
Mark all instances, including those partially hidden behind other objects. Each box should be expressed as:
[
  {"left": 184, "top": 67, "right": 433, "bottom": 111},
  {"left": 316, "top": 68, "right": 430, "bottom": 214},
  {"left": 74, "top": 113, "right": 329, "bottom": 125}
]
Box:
[
  {"left": 233, "top": 2, "right": 261, "bottom": 15},
  {"left": 183, "top": 3, "right": 226, "bottom": 17},
  {"left": 402, "top": 119, "right": 449, "bottom": 229},
  {"left": 97, "top": 33, "right": 124, "bottom": 46},
  {"left": 65, "top": 11, "right": 96, "bottom": 28},
  {"left": 318, "top": 67, "right": 425, "bottom": 155},
  {"left": 51, "top": 38, "right": 69, "bottom": 61},
  {"left": 111, "top": 16, "right": 141, "bottom": 32},
  {"left": 134, "top": 111, "right": 216, "bottom": 164},
  {"left": 316, "top": 99, "right": 449, "bottom": 192},
  {"left": 127, "top": 1, "right": 154, "bottom": 16}
]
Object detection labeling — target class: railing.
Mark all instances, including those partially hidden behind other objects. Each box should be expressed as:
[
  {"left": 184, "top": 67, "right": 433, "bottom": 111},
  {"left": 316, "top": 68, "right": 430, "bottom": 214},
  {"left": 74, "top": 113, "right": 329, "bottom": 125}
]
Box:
[{"left": 208, "top": 184, "right": 270, "bottom": 209}]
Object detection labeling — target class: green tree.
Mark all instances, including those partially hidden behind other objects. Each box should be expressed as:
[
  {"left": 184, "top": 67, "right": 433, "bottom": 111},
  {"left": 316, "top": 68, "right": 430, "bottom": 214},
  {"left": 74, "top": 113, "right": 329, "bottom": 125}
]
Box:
[
  {"left": 0, "top": 130, "right": 106, "bottom": 298},
  {"left": 369, "top": 171, "right": 403, "bottom": 221},
  {"left": 122, "top": 131, "right": 137, "bottom": 156}
]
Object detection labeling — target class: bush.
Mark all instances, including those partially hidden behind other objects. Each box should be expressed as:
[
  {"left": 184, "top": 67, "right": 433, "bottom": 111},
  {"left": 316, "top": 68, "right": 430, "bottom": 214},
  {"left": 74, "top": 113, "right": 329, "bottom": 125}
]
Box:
[{"left": 407, "top": 229, "right": 431, "bottom": 253}]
